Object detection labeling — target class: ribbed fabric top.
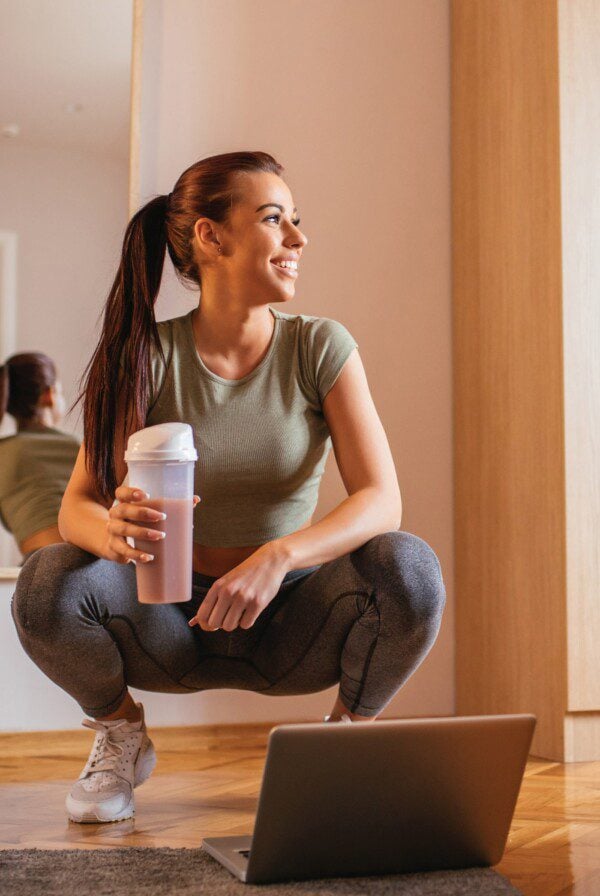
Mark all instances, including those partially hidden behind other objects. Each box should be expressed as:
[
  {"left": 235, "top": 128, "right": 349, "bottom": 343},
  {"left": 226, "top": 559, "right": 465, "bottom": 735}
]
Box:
[
  {"left": 137, "top": 305, "right": 358, "bottom": 547},
  {"left": 0, "top": 426, "right": 81, "bottom": 545}
]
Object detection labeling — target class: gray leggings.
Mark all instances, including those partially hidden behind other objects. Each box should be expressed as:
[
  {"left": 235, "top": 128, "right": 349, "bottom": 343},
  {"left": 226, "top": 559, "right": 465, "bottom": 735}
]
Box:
[{"left": 11, "top": 531, "right": 446, "bottom": 719}]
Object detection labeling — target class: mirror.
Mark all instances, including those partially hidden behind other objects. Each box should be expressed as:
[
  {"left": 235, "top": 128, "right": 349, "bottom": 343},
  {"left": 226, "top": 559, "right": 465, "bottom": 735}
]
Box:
[{"left": 0, "top": 0, "right": 134, "bottom": 566}]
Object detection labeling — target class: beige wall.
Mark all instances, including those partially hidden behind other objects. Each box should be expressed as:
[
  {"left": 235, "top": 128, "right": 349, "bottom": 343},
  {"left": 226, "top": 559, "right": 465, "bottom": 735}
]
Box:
[
  {"left": 131, "top": 0, "right": 454, "bottom": 725},
  {"left": 559, "top": 0, "right": 600, "bottom": 716}
]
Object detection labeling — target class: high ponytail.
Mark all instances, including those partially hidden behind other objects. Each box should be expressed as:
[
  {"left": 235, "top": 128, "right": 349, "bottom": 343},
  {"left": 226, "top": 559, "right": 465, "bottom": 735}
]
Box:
[
  {"left": 67, "top": 150, "right": 284, "bottom": 505},
  {"left": 67, "top": 194, "right": 170, "bottom": 505}
]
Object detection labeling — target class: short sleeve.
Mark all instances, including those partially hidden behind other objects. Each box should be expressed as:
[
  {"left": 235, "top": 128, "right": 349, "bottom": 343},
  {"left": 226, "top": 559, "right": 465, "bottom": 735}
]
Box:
[{"left": 304, "top": 317, "right": 359, "bottom": 405}]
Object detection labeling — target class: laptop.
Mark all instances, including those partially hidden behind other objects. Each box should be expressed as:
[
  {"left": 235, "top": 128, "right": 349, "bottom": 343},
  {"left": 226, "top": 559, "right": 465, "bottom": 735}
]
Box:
[{"left": 201, "top": 712, "right": 536, "bottom": 884}]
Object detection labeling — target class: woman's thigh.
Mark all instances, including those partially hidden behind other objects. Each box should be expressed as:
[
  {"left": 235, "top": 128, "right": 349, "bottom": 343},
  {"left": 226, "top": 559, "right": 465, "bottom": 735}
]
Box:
[
  {"left": 13, "top": 545, "right": 324, "bottom": 698},
  {"left": 177, "top": 578, "right": 308, "bottom": 693},
  {"left": 12, "top": 542, "right": 207, "bottom": 693},
  {"left": 179, "top": 537, "right": 377, "bottom": 694},
  {"left": 13, "top": 532, "right": 445, "bottom": 713},
  {"left": 249, "top": 540, "right": 382, "bottom": 697},
  {"left": 179, "top": 530, "right": 446, "bottom": 714}
]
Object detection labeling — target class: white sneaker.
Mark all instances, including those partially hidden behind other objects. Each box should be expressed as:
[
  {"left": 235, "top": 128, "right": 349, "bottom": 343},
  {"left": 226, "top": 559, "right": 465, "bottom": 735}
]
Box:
[
  {"left": 66, "top": 701, "right": 156, "bottom": 823},
  {"left": 323, "top": 713, "right": 353, "bottom": 723}
]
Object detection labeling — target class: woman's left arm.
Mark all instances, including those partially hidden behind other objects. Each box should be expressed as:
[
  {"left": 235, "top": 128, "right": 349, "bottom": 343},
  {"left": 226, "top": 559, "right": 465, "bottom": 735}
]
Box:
[
  {"left": 268, "top": 347, "right": 403, "bottom": 571},
  {"left": 190, "top": 349, "right": 402, "bottom": 632}
]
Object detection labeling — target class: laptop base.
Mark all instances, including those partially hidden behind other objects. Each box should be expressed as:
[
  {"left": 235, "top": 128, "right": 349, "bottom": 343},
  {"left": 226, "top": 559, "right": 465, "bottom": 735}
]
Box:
[{"left": 202, "top": 835, "right": 252, "bottom": 883}]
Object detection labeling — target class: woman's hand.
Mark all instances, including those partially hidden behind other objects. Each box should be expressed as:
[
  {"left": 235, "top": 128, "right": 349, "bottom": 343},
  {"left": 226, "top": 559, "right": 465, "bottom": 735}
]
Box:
[
  {"left": 189, "top": 545, "right": 290, "bottom": 631},
  {"left": 103, "top": 486, "right": 201, "bottom": 565}
]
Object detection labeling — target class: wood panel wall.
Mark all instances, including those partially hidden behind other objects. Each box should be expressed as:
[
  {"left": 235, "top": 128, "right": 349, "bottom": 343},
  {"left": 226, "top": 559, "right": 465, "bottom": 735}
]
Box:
[
  {"left": 453, "top": 0, "right": 600, "bottom": 761},
  {"left": 452, "top": 0, "right": 568, "bottom": 761}
]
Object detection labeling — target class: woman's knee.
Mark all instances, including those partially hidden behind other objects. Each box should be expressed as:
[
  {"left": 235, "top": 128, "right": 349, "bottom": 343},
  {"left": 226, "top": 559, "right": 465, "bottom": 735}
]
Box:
[
  {"left": 11, "top": 542, "right": 101, "bottom": 638},
  {"left": 354, "top": 530, "right": 446, "bottom": 622}
]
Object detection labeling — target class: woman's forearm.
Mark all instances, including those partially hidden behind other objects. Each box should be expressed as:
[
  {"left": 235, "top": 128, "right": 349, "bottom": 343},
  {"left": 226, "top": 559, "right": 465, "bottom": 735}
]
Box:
[
  {"left": 58, "top": 495, "right": 111, "bottom": 560},
  {"left": 268, "top": 487, "right": 402, "bottom": 572}
]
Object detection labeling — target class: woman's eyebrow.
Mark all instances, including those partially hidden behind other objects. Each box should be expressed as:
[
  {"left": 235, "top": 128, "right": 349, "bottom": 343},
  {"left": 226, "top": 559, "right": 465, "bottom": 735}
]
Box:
[{"left": 255, "top": 203, "right": 298, "bottom": 214}]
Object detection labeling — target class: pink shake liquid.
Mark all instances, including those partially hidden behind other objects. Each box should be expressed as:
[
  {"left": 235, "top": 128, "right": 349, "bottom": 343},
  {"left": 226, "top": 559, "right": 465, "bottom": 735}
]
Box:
[{"left": 133, "top": 496, "right": 194, "bottom": 603}]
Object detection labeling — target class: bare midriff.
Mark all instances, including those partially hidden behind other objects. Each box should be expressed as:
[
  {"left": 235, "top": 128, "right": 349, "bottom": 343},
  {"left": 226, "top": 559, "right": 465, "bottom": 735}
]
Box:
[
  {"left": 18, "top": 519, "right": 315, "bottom": 578},
  {"left": 19, "top": 525, "right": 64, "bottom": 555},
  {"left": 192, "top": 516, "right": 313, "bottom": 577}
]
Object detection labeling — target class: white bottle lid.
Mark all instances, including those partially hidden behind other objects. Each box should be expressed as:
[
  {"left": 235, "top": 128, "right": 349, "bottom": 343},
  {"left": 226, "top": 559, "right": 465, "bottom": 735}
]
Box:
[{"left": 124, "top": 423, "right": 198, "bottom": 462}]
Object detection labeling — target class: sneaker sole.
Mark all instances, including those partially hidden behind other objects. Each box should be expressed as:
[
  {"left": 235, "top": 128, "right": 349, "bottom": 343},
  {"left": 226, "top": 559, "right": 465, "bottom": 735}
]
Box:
[
  {"left": 66, "top": 738, "right": 157, "bottom": 824},
  {"left": 67, "top": 796, "right": 135, "bottom": 824}
]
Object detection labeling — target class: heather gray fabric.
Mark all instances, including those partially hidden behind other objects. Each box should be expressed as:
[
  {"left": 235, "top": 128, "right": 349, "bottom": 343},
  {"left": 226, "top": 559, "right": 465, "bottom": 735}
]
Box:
[
  {"left": 0, "top": 427, "right": 81, "bottom": 545},
  {"left": 11, "top": 530, "right": 446, "bottom": 719},
  {"left": 0, "top": 847, "right": 526, "bottom": 895},
  {"left": 19, "top": 549, "right": 39, "bottom": 567},
  {"left": 130, "top": 307, "right": 359, "bottom": 547}
]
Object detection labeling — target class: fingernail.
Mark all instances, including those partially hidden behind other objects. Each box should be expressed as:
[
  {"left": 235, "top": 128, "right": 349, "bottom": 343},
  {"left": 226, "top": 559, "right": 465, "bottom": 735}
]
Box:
[
  {"left": 141, "top": 553, "right": 154, "bottom": 562},
  {"left": 133, "top": 491, "right": 146, "bottom": 499}
]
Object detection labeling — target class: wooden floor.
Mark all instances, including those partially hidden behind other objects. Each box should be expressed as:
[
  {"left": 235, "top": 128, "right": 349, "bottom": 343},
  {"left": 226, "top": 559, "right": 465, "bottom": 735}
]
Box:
[{"left": 1, "top": 723, "right": 599, "bottom": 895}]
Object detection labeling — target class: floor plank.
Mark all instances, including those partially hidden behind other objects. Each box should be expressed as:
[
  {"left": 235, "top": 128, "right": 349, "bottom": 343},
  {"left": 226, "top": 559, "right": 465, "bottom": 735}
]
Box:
[{"left": 1, "top": 724, "right": 599, "bottom": 895}]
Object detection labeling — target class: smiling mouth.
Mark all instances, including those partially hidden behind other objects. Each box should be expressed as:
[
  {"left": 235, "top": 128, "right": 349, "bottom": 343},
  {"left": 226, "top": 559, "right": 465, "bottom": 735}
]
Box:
[{"left": 270, "top": 261, "right": 298, "bottom": 279}]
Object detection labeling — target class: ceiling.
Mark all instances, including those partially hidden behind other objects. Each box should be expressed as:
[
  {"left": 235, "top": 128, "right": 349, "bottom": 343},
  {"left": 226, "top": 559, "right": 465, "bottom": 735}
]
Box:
[{"left": 1, "top": 0, "right": 133, "bottom": 160}]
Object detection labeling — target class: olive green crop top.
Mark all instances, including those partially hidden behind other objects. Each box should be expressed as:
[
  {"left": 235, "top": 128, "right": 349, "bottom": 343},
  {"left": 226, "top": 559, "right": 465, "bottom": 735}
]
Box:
[
  {"left": 129, "top": 306, "right": 358, "bottom": 547},
  {"left": 0, "top": 427, "right": 81, "bottom": 546}
]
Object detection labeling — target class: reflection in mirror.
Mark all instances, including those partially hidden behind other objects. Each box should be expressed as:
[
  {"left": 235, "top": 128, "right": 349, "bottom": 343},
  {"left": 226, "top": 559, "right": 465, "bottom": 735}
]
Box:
[{"left": 0, "top": 0, "right": 133, "bottom": 567}]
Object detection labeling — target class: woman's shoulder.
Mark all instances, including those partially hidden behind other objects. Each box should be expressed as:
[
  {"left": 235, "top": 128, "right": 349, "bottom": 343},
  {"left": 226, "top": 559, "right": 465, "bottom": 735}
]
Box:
[
  {"left": 155, "top": 308, "right": 193, "bottom": 330},
  {"left": 0, "top": 427, "right": 80, "bottom": 444},
  {"left": 152, "top": 309, "right": 194, "bottom": 355},
  {"left": 143, "top": 311, "right": 193, "bottom": 409},
  {"left": 272, "top": 306, "right": 351, "bottom": 339},
  {"left": 273, "top": 306, "right": 358, "bottom": 352},
  {"left": 43, "top": 426, "right": 81, "bottom": 443},
  {"left": 0, "top": 428, "right": 80, "bottom": 491},
  {"left": 272, "top": 307, "right": 358, "bottom": 405},
  {"left": 153, "top": 311, "right": 181, "bottom": 343}
]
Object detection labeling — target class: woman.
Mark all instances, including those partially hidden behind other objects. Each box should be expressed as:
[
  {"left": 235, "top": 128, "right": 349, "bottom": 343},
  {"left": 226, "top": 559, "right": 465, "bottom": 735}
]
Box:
[
  {"left": 11, "top": 151, "right": 446, "bottom": 825},
  {"left": 0, "top": 352, "right": 80, "bottom": 563}
]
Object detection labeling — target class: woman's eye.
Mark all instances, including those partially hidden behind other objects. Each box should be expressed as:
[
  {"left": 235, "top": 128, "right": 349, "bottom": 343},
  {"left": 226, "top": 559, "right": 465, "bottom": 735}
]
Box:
[{"left": 265, "top": 214, "right": 301, "bottom": 226}]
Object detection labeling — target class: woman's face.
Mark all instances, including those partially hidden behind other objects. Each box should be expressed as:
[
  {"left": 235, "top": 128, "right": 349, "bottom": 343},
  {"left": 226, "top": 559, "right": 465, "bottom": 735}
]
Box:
[{"left": 194, "top": 171, "right": 308, "bottom": 302}]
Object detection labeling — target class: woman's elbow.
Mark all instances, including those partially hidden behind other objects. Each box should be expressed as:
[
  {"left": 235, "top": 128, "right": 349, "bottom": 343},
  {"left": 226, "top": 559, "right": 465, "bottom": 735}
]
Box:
[
  {"left": 57, "top": 512, "right": 66, "bottom": 540},
  {"left": 57, "top": 500, "right": 70, "bottom": 540}
]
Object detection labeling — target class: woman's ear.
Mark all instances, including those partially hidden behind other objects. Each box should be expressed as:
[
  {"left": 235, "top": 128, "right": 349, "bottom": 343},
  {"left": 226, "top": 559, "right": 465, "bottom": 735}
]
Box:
[
  {"left": 39, "top": 386, "right": 54, "bottom": 408},
  {"left": 40, "top": 383, "right": 63, "bottom": 413}
]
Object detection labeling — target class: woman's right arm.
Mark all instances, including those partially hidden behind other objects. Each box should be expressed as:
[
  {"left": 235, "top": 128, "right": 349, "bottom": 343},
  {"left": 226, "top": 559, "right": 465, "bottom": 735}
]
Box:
[
  {"left": 58, "top": 460, "right": 163, "bottom": 563},
  {"left": 57, "top": 394, "right": 163, "bottom": 564}
]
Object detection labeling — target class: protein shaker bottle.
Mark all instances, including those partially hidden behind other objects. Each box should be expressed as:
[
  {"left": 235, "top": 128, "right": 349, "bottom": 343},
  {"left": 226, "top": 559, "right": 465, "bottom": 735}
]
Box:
[{"left": 124, "top": 422, "right": 198, "bottom": 604}]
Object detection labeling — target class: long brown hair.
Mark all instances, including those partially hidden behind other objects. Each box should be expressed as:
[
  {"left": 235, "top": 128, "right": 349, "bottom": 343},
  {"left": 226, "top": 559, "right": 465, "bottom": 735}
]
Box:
[
  {"left": 0, "top": 352, "right": 57, "bottom": 427},
  {"left": 67, "top": 150, "right": 284, "bottom": 504}
]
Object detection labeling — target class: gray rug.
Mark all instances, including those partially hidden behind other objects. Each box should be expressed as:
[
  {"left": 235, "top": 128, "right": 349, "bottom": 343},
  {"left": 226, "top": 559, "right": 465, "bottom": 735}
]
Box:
[{"left": 0, "top": 847, "right": 524, "bottom": 894}]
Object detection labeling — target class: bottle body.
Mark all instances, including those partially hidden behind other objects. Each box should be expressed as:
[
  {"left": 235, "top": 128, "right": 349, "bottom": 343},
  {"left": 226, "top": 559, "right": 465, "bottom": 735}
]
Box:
[{"left": 127, "top": 460, "right": 195, "bottom": 603}]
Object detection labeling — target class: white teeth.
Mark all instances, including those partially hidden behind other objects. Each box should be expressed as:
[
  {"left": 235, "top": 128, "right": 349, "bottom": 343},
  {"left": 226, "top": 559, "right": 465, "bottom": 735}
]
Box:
[{"left": 273, "top": 260, "right": 298, "bottom": 270}]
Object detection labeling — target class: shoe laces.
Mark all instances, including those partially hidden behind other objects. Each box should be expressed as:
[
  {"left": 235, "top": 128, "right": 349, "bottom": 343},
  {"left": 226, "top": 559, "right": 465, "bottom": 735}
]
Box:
[{"left": 79, "top": 718, "right": 137, "bottom": 787}]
